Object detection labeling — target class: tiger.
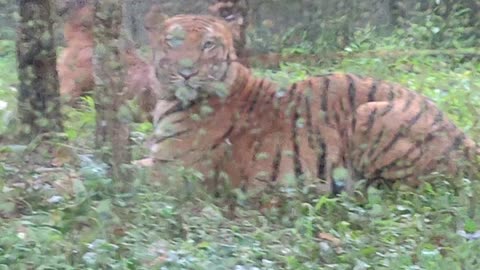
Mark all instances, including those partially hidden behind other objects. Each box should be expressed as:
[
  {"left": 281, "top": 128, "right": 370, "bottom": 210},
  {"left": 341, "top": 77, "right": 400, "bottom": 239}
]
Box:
[
  {"left": 57, "top": 0, "right": 159, "bottom": 120},
  {"left": 57, "top": 1, "right": 95, "bottom": 102},
  {"left": 144, "top": 11, "right": 479, "bottom": 198}
]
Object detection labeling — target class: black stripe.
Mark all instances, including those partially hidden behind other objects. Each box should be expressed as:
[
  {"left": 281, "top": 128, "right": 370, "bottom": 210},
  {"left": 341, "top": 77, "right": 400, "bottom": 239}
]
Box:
[
  {"left": 370, "top": 128, "right": 404, "bottom": 165},
  {"left": 441, "top": 133, "right": 466, "bottom": 157},
  {"left": 270, "top": 146, "right": 282, "bottom": 182},
  {"left": 407, "top": 150, "right": 424, "bottom": 165},
  {"left": 263, "top": 90, "right": 276, "bottom": 106},
  {"left": 219, "top": 62, "right": 230, "bottom": 82},
  {"left": 402, "top": 91, "right": 416, "bottom": 112},
  {"left": 432, "top": 125, "right": 450, "bottom": 139},
  {"left": 317, "top": 139, "right": 326, "bottom": 180},
  {"left": 367, "top": 81, "right": 378, "bottom": 102},
  {"left": 372, "top": 136, "right": 428, "bottom": 177},
  {"left": 351, "top": 116, "right": 357, "bottom": 134},
  {"left": 387, "top": 84, "right": 395, "bottom": 101},
  {"left": 433, "top": 110, "right": 444, "bottom": 125},
  {"left": 247, "top": 85, "right": 263, "bottom": 113},
  {"left": 292, "top": 94, "right": 303, "bottom": 179},
  {"left": 155, "top": 102, "right": 187, "bottom": 123},
  {"left": 379, "top": 103, "right": 393, "bottom": 116},
  {"left": 334, "top": 112, "right": 341, "bottom": 126},
  {"left": 243, "top": 80, "right": 263, "bottom": 109},
  {"left": 424, "top": 132, "right": 436, "bottom": 143},
  {"left": 269, "top": 90, "right": 276, "bottom": 100},
  {"left": 304, "top": 96, "right": 315, "bottom": 148},
  {"left": 211, "top": 125, "right": 235, "bottom": 150},
  {"left": 321, "top": 77, "right": 330, "bottom": 125},
  {"left": 367, "top": 129, "right": 385, "bottom": 159},
  {"left": 366, "top": 108, "right": 378, "bottom": 135},
  {"left": 405, "top": 108, "right": 424, "bottom": 129},
  {"left": 371, "top": 108, "right": 425, "bottom": 165},
  {"left": 288, "top": 83, "right": 297, "bottom": 103},
  {"left": 240, "top": 81, "right": 255, "bottom": 106},
  {"left": 347, "top": 74, "right": 356, "bottom": 111},
  {"left": 348, "top": 78, "right": 359, "bottom": 133}
]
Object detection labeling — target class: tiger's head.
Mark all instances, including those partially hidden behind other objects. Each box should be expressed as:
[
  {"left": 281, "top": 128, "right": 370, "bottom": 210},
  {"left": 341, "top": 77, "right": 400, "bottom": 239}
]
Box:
[{"left": 145, "top": 7, "right": 239, "bottom": 107}]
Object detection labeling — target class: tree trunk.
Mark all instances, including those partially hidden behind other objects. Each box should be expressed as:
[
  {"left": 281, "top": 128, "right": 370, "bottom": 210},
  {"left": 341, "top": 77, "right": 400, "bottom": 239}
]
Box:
[
  {"left": 16, "top": 0, "right": 63, "bottom": 141},
  {"left": 93, "top": 0, "right": 132, "bottom": 190}
]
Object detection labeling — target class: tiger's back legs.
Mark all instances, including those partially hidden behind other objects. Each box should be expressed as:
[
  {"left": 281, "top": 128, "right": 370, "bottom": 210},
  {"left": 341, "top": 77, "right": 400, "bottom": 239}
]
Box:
[
  {"left": 343, "top": 99, "right": 472, "bottom": 194},
  {"left": 345, "top": 101, "right": 430, "bottom": 192}
]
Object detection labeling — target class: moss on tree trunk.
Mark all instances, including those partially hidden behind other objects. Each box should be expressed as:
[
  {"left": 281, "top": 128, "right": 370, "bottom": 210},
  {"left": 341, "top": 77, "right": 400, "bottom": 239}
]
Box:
[
  {"left": 16, "top": 0, "right": 63, "bottom": 140},
  {"left": 93, "top": 0, "right": 132, "bottom": 190}
]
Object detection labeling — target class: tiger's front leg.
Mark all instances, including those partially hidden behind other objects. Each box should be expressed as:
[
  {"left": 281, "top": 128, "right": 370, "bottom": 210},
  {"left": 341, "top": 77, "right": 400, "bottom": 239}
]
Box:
[
  {"left": 321, "top": 127, "right": 352, "bottom": 195},
  {"left": 150, "top": 115, "right": 227, "bottom": 192}
]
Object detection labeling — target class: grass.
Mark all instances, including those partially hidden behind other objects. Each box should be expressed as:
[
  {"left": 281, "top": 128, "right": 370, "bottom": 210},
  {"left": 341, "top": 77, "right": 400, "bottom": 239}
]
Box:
[{"left": 0, "top": 25, "right": 480, "bottom": 269}]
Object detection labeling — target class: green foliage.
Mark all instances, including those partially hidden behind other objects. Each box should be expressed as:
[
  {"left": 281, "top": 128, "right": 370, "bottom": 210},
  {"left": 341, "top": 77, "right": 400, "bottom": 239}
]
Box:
[
  {"left": 2, "top": 170, "right": 480, "bottom": 269},
  {"left": 63, "top": 96, "right": 97, "bottom": 143},
  {"left": 251, "top": 0, "right": 479, "bottom": 55}
]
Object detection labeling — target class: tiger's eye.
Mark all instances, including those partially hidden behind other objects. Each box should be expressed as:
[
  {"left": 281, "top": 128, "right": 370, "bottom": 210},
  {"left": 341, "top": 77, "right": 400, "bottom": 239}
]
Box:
[{"left": 202, "top": 40, "right": 216, "bottom": 50}]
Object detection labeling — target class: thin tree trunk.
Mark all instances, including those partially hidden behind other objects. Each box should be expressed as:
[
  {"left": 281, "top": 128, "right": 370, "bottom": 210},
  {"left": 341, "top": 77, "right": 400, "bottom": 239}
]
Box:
[
  {"left": 16, "top": 0, "right": 63, "bottom": 140},
  {"left": 93, "top": 0, "right": 132, "bottom": 190}
]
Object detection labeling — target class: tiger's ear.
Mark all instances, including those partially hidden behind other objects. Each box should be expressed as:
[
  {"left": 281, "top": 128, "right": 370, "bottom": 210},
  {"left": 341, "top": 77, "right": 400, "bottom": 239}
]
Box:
[
  {"left": 144, "top": 5, "right": 168, "bottom": 47},
  {"left": 208, "top": 0, "right": 248, "bottom": 28},
  {"left": 226, "top": 16, "right": 244, "bottom": 35},
  {"left": 144, "top": 4, "right": 167, "bottom": 33}
]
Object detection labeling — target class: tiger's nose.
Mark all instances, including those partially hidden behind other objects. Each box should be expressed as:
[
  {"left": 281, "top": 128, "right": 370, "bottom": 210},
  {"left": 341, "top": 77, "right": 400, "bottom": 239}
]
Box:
[{"left": 178, "top": 68, "right": 197, "bottom": 80}]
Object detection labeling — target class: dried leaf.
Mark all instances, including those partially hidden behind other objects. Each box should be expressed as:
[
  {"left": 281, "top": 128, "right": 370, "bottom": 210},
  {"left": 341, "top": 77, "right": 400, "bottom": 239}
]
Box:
[{"left": 317, "top": 232, "right": 341, "bottom": 247}]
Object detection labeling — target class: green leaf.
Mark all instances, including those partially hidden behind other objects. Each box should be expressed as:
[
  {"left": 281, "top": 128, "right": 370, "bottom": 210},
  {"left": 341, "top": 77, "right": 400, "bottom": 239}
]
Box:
[{"left": 464, "top": 219, "right": 477, "bottom": 233}]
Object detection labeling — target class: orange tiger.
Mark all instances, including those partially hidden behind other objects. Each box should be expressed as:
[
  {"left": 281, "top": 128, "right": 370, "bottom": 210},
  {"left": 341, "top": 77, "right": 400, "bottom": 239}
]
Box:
[
  {"left": 145, "top": 12, "right": 479, "bottom": 197},
  {"left": 57, "top": 2, "right": 95, "bottom": 102},
  {"left": 57, "top": 1, "right": 158, "bottom": 119}
]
